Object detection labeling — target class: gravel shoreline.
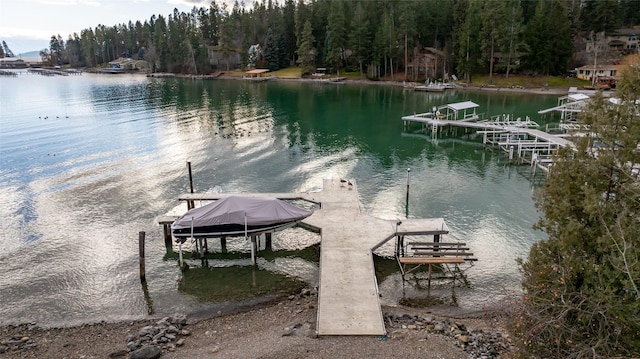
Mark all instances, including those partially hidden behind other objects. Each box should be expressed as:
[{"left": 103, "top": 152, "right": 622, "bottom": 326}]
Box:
[{"left": 1, "top": 289, "right": 514, "bottom": 359}]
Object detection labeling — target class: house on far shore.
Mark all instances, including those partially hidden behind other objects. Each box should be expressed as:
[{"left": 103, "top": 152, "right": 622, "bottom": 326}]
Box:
[
  {"left": 0, "top": 57, "right": 42, "bottom": 68},
  {"left": 604, "top": 28, "right": 640, "bottom": 54},
  {"left": 575, "top": 64, "right": 622, "bottom": 82}
]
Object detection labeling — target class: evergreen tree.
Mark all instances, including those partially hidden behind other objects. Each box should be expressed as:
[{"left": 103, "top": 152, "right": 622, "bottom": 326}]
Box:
[
  {"left": 263, "top": 27, "right": 280, "bottom": 71},
  {"left": 282, "top": 0, "right": 296, "bottom": 65},
  {"left": 296, "top": 20, "right": 316, "bottom": 76},
  {"left": 349, "top": 1, "right": 370, "bottom": 77},
  {"left": 278, "top": 33, "right": 288, "bottom": 69},
  {"left": 523, "top": 0, "right": 572, "bottom": 76},
  {"left": 294, "top": 0, "right": 308, "bottom": 53},
  {"left": 497, "top": 0, "right": 526, "bottom": 77},
  {"left": 325, "top": 0, "right": 347, "bottom": 74},
  {"left": 580, "top": 0, "right": 621, "bottom": 33},
  {"left": 219, "top": 5, "right": 235, "bottom": 71},
  {"left": 151, "top": 15, "right": 169, "bottom": 72},
  {"left": 456, "top": 0, "right": 483, "bottom": 82},
  {"left": 199, "top": 4, "right": 219, "bottom": 46},
  {"left": 620, "top": 0, "right": 640, "bottom": 27},
  {"left": 516, "top": 59, "right": 640, "bottom": 358},
  {"left": 1, "top": 41, "right": 14, "bottom": 57},
  {"left": 479, "top": 0, "right": 501, "bottom": 83},
  {"left": 398, "top": 0, "right": 416, "bottom": 81}
]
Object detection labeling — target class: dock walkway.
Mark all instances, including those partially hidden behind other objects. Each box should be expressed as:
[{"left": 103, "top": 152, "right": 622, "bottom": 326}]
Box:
[
  {"left": 163, "top": 178, "right": 450, "bottom": 336},
  {"left": 305, "top": 179, "right": 392, "bottom": 335}
]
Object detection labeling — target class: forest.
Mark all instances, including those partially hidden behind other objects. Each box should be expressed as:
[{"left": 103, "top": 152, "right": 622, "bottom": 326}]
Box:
[{"left": 23, "top": 0, "right": 640, "bottom": 80}]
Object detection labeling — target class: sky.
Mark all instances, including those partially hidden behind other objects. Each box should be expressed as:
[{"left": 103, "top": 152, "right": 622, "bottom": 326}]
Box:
[{"left": 0, "top": 0, "right": 224, "bottom": 55}]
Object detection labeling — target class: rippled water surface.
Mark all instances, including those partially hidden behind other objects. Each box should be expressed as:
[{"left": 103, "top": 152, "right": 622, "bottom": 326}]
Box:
[{"left": 0, "top": 72, "right": 559, "bottom": 326}]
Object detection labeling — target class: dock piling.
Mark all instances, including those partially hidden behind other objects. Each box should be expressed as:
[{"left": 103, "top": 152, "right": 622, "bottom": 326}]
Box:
[
  {"left": 405, "top": 168, "right": 411, "bottom": 217},
  {"left": 139, "top": 231, "right": 146, "bottom": 283},
  {"left": 187, "top": 161, "right": 195, "bottom": 210}
]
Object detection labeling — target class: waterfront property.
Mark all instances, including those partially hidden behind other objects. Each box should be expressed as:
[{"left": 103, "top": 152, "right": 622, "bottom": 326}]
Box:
[{"left": 159, "top": 178, "right": 471, "bottom": 336}]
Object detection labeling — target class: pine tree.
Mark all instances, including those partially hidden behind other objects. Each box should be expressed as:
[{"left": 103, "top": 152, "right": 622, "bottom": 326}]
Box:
[
  {"left": 296, "top": 20, "right": 315, "bottom": 76},
  {"left": 1, "top": 41, "right": 14, "bottom": 57},
  {"left": 263, "top": 27, "right": 280, "bottom": 71},
  {"left": 349, "top": 1, "right": 370, "bottom": 78},
  {"left": 325, "top": 0, "right": 347, "bottom": 74},
  {"left": 516, "top": 59, "right": 640, "bottom": 358}
]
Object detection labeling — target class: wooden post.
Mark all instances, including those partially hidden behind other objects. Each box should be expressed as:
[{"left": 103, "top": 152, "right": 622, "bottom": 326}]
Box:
[
  {"left": 139, "top": 231, "right": 146, "bottom": 283},
  {"left": 221, "top": 236, "right": 227, "bottom": 253},
  {"left": 250, "top": 235, "right": 257, "bottom": 266},
  {"left": 163, "top": 224, "right": 172, "bottom": 251},
  {"left": 187, "top": 161, "right": 195, "bottom": 210},
  {"left": 265, "top": 232, "right": 272, "bottom": 251},
  {"left": 405, "top": 168, "right": 411, "bottom": 218}
]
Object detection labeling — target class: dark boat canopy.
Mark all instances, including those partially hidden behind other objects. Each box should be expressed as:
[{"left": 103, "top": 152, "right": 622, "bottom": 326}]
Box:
[{"left": 171, "top": 196, "right": 313, "bottom": 239}]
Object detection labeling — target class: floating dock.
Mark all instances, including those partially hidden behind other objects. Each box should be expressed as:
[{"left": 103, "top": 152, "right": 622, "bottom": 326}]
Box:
[{"left": 160, "top": 178, "right": 457, "bottom": 336}]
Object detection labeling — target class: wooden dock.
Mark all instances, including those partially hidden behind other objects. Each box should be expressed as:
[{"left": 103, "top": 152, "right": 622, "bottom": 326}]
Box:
[
  {"left": 161, "top": 178, "right": 455, "bottom": 336},
  {"left": 305, "top": 179, "right": 391, "bottom": 336},
  {"left": 402, "top": 107, "right": 574, "bottom": 173}
]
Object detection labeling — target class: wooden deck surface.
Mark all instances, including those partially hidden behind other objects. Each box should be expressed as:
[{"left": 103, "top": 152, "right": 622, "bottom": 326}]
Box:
[{"left": 307, "top": 179, "right": 391, "bottom": 336}]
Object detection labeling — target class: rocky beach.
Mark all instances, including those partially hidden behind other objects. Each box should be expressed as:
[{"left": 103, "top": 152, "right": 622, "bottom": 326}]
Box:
[{"left": 1, "top": 287, "right": 514, "bottom": 359}]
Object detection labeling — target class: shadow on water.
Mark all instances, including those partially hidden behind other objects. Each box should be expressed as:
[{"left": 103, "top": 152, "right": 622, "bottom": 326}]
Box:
[
  {"left": 171, "top": 245, "right": 320, "bottom": 302},
  {"left": 178, "top": 265, "right": 307, "bottom": 302}
]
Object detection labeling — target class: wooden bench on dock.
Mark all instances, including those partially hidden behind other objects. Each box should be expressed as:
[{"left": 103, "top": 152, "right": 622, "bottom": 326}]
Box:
[{"left": 397, "top": 241, "right": 476, "bottom": 285}]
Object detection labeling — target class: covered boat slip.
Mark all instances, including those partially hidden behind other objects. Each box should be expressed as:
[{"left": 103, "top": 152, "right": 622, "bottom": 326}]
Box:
[
  {"left": 171, "top": 196, "right": 313, "bottom": 239},
  {"left": 160, "top": 178, "right": 470, "bottom": 336},
  {"left": 405, "top": 101, "right": 482, "bottom": 123}
]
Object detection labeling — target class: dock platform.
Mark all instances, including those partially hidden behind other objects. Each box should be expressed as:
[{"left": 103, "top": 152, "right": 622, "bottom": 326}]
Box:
[
  {"left": 161, "top": 178, "right": 454, "bottom": 336},
  {"left": 402, "top": 106, "right": 575, "bottom": 173}
]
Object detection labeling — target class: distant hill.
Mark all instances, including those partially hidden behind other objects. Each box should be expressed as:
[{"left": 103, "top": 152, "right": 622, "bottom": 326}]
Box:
[{"left": 16, "top": 51, "right": 41, "bottom": 58}]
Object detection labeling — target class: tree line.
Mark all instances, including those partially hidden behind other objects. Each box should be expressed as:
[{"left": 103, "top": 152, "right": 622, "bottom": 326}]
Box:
[{"left": 36, "top": 0, "right": 640, "bottom": 79}]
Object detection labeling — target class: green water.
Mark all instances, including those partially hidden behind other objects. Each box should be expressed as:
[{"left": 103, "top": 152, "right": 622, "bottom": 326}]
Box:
[{"left": 0, "top": 73, "right": 560, "bottom": 325}]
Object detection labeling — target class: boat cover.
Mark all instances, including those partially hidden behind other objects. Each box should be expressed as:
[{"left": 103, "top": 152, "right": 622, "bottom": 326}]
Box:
[{"left": 171, "top": 196, "right": 313, "bottom": 238}]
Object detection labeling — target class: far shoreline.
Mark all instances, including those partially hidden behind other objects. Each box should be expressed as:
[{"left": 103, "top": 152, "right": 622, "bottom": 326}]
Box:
[{"left": 143, "top": 70, "right": 574, "bottom": 96}]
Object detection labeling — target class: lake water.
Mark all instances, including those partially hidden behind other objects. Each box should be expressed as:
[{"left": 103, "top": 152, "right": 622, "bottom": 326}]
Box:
[{"left": 0, "top": 72, "right": 559, "bottom": 327}]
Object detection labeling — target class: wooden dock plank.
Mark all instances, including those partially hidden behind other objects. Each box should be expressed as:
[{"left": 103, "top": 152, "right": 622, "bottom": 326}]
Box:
[{"left": 399, "top": 257, "right": 465, "bottom": 264}]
